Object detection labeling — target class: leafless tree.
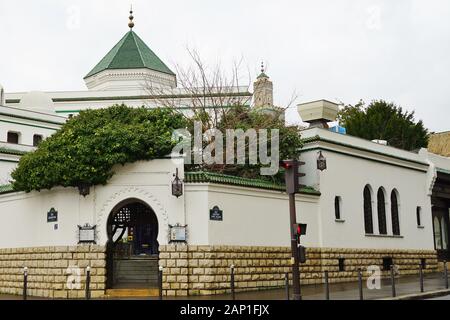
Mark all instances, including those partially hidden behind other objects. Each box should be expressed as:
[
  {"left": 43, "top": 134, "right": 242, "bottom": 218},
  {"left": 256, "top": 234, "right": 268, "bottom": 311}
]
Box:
[{"left": 144, "top": 47, "right": 253, "bottom": 131}]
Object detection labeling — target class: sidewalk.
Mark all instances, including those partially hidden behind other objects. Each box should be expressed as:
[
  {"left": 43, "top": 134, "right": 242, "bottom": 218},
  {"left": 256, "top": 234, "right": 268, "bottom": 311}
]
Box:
[
  {"left": 0, "top": 273, "right": 448, "bottom": 300},
  {"left": 167, "top": 272, "right": 449, "bottom": 300}
]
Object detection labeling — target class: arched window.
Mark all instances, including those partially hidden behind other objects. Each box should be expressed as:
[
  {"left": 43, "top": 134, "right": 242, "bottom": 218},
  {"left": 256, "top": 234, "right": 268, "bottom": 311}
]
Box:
[
  {"left": 377, "top": 188, "right": 387, "bottom": 235},
  {"left": 391, "top": 190, "right": 400, "bottom": 235},
  {"left": 363, "top": 185, "right": 373, "bottom": 234},
  {"left": 434, "top": 216, "right": 442, "bottom": 249},
  {"left": 334, "top": 196, "right": 342, "bottom": 220},
  {"left": 442, "top": 218, "right": 449, "bottom": 250},
  {"left": 33, "top": 134, "right": 43, "bottom": 147},
  {"left": 7, "top": 131, "right": 20, "bottom": 144}
]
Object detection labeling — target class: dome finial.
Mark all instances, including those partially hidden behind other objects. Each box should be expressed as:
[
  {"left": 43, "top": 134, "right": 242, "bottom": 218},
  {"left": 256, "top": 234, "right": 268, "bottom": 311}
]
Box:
[
  {"left": 261, "top": 61, "right": 265, "bottom": 74},
  {"left": 128, "top": 5, "right": 135, "bottom": 30}
]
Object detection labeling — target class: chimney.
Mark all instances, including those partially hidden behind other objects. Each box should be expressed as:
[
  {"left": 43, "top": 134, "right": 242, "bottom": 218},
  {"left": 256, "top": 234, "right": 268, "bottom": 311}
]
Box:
[{"left": 298, "top": 100, "right": 339, "bottom": 129}]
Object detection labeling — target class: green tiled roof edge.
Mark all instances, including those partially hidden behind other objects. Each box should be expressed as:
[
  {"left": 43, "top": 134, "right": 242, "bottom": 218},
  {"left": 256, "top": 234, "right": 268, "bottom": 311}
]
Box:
[
  {"left": 437, "top": 168, "right": 450, "bottom": 175},
  {"left": 185, "top": 171, "right": 320, "bottom": 195},
  {"left": 0, "top": 147, "right": 28, "bottom": 156},
  {"left": 0, "top": 184, "right": 14, "bottom": 195},
  {"left": 301, "top": 135, "right": 428, "bottom": 167}
]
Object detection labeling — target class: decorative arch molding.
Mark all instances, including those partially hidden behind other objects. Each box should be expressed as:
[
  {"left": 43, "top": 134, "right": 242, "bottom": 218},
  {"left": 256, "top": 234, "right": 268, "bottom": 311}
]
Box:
[{"left": 96, "top": 186, "right": 169, "bottom": 244}]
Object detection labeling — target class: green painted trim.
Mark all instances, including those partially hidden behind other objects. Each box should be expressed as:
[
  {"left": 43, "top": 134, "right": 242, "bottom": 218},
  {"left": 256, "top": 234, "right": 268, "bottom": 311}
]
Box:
[
  {"left": 437, "top": 168, "right": 450, "bottom": 175},
  {"left": 302, "top": 135, "right": 428, "bottom": 167},
  {"left": 55, "top": 110, "right": 80, "bottom": 114},
  {"left": 0, "top": 111, "right": 65, "bottom": 125},
  {"left": 53, "top": 92, "right": 252, "bottom": 103},
  {"left": 185, "top": 171, "right": 321, "bottom": 195},
  {"left": 5, "top": 99, "right": 20, "bottom": 104},
  {"left": 0, "top": 147, "right": 27, "bottom": 156},
  {"left": 55, "top": 105, "right": 251, "bottom": 114},
  {"left": 0, "top": 159, "right": 19, "bottom": 163},
  {"left": 0, "top": 118, "right": 59, "bottom": 131},
  {"left": 300, "top": 146, "right": 428, "bottom": 173}
]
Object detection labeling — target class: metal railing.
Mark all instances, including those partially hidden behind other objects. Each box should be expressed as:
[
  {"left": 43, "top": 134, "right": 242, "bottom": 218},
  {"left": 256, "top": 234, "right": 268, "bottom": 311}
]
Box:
[{"left": 17, "top": 261, "right": 450, "bottom": 300}]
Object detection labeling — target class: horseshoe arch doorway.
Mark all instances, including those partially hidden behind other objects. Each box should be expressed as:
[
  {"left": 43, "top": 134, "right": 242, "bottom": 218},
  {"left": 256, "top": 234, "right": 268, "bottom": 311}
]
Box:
[{"left": 106, "top": 199, "right": 159, "bottom": 289}]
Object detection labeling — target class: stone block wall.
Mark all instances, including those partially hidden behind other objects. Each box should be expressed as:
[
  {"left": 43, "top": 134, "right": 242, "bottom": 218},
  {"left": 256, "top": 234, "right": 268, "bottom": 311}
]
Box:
[
  {"left": 0, "top": 244, "right": 440, "bottom": 298},
  {"left": 158, "top": 245, "right": 439, "bottom": 297},
  {"left": 0, "top": 245, "right": 106, "bottom": 299}
]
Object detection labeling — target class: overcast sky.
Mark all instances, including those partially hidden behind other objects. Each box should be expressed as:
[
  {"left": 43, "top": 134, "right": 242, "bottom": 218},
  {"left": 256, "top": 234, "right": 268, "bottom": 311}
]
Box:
[{"left": 0, "top": 0, "right": 449, "bottom": 132}]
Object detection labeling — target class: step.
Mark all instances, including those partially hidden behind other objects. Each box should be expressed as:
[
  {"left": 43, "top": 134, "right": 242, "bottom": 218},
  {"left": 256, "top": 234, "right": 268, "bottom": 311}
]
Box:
[
  {"left": 106, "top": 288, "right": 159, "bottom": 298},
  {"left": 116, "top": 275, "right": 159, "bottom": 281},
  {"left": 115, "top": 264, "right": 159, "bottom": 269},
  {"left": 115, "top": 262, "right": 159, "bottom": 268},
  {"left": 115, "top": 281, "right": 159, "bottom": 287}
]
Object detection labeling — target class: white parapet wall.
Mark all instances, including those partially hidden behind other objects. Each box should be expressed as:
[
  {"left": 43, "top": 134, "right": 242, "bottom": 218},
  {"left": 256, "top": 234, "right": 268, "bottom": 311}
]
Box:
[
  {"left": 0, "top": 156, "right": 436, "bottom": 251},
  {"left": 0, "top": 159, "right": 185, "bottom": 249}
]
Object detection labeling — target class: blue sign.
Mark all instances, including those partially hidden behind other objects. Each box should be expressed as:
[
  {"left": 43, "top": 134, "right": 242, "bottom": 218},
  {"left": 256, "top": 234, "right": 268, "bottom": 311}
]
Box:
[
  {"left": 210, "top": 206, "right": 223, "bottom": 221},
  {"left": 47, "top": 208, "right": 58, "bottom": 223}
]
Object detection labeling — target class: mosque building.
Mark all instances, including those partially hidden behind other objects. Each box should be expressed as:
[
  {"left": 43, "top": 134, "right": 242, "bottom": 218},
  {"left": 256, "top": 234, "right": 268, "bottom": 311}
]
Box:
[{"left": 0, "top": 10, "right": 449, "bottom": 299}]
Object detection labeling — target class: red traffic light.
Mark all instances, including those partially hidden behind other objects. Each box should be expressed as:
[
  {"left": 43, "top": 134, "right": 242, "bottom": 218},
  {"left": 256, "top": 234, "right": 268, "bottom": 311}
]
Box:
[
  {"left": 280, "top": 160, "right": 293, "bottom": 169},
  {"left": 293, "top": 223, "right": 307, "bottom": 237}
]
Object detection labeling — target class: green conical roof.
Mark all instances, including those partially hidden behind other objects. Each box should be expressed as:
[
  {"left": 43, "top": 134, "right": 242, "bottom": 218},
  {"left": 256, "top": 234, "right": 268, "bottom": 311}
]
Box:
[{"left": 84, "top": 31, "right": 175, "bottom": 79}]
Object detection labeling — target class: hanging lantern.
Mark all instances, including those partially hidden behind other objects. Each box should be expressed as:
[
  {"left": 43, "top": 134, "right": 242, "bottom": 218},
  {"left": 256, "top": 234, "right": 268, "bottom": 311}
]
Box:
[
  {"left": 172, "top": 168, "right": 183, "bottom": 198},
  {"left": 78, "top": 182, "right": 91, "bottom": 197},
  {"left": 317, "top": 151, "right": 327, "bottom": 171}
]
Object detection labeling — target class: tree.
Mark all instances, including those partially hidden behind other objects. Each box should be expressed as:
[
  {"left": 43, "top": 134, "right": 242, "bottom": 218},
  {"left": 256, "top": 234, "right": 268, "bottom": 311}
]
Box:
[
  {"left": 183, "top": 104, "right": 303, "bottom": 183},
  {"left": 11, "top": 105, "right": 187, "bottom": 192},
  {"left": 338, "top": 100, "right": 429, "bottom": 151},
  {"left": 146, "top": 48, "right": 302, "bottom": 182},
  {"left": 12, "top": 51, "right": 304, "bottom": 192}
]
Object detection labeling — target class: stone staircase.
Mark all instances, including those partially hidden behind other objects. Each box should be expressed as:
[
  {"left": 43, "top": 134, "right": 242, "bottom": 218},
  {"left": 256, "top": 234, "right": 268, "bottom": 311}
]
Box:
[{"left": 112, "top": 257, "right": 159, "bottom": 289}]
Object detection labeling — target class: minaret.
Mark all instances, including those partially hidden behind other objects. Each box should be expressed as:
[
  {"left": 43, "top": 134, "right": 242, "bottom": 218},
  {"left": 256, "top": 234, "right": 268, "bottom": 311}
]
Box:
[
  {"left": 0, "top": 84, "right": 4, "bottom": 106},
  {"left": 253, "top": 62, "right": 274, "bottom": 108}
]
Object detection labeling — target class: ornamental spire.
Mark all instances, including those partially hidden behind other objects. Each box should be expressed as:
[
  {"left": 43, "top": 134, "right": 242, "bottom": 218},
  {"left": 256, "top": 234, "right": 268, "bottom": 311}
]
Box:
[
  {"left": 261, "top": 61, "right": 265, "bottom": 74},
  {"left": 128, "top": 5, "right": 135, "bottom": 30}
]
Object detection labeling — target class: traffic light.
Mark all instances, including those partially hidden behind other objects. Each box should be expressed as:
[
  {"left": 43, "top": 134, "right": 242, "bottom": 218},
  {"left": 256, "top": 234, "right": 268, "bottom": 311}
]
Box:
[
  {"left": 298, "top": 245, "right": 307, "bottom": 264},
  {"left": 280, "top": 160, "right": 305, "bottom": 194},
  {"left": 293, "top": 223, "right": 307, "bottom": 243}
]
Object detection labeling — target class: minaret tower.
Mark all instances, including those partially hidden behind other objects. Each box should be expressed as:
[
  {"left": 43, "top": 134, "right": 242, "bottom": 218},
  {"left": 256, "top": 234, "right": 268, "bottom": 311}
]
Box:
[{"left": 253, "top": 62, "right": 274, "bottom": 108}]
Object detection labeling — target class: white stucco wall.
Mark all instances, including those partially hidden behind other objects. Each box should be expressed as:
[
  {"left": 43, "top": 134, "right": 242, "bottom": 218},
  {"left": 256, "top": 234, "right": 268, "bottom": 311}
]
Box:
[
  {"left": 301, "top": 144, "right": 434, "bottom": 250},
  {"left": 0, "top": 159, "right": 185, "bottom": 249},
  {"left": 0, "top": 188, "right": 81, "bottom": 248},
  {"left": 184, "top": 184, "right": 320, "bottom": 247},
  {"left": 0, "top": 107, "right": 62, "bottom": 146},
  {"left": 0, "top": 160, "right": 17, "bottom": 185},
  {"left": 0, "top": 155, "right": 438, "bottom": 252}
]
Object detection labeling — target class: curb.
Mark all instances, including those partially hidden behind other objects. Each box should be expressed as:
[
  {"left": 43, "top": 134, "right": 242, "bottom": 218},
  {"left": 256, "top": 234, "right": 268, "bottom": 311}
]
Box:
[{"left": 378, "top": 289, "right": 450, "bottom": 300}]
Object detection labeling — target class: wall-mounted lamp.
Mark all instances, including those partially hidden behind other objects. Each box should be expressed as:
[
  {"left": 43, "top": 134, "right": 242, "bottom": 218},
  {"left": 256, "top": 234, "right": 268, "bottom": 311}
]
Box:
[
  {"left": 317, "top": 151, "right": 327, "bottom": 171},
  {"left": 78, "top": 183, "right": 91, "bottom": 197},
  {"left": 172, "top": 168, "right": 183, "bottom": 198}
]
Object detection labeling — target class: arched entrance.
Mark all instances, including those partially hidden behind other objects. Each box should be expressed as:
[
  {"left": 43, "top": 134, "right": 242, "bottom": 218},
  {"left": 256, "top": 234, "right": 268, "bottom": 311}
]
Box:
[{"left": 106, "top": 199, "right": 159, "bottom": 289}]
